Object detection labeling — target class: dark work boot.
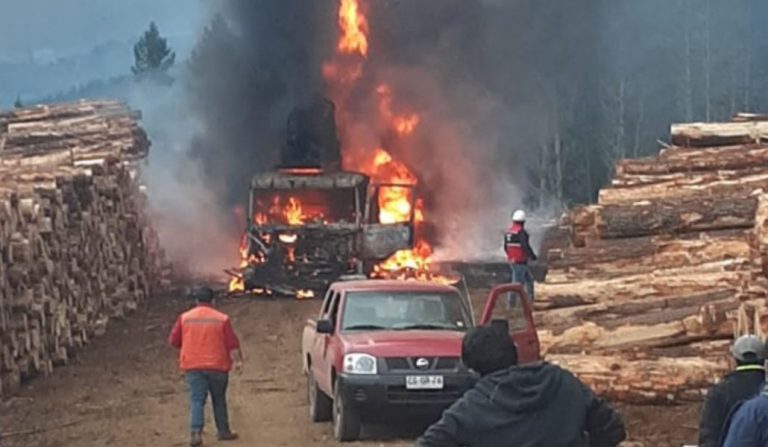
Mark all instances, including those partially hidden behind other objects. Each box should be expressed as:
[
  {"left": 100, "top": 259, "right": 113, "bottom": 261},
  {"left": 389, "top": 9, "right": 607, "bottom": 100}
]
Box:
[
  {"left": 218, "top": 432, "right": 239, "bottom": 441},
  {"left": 190, "top": 431, "right": 203, "bottom": 447}
]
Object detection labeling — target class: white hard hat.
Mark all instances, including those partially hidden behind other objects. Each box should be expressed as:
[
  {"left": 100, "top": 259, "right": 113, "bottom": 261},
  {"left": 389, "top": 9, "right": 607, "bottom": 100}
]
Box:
[{"left": 512, "top": 210, "right": 526, "bottom": 222}]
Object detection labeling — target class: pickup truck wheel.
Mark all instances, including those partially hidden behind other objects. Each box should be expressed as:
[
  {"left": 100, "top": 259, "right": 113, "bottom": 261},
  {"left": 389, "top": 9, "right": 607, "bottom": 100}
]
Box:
[
  {"left": 307, "top": 374, "right": 332, "bottom": 422},
  {"left": 333, "top": 383, "right": 361, "bottom": 442}
]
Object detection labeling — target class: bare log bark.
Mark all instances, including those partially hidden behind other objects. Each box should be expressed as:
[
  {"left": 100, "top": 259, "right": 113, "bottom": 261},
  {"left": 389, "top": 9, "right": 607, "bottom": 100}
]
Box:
[
  {"left": 549, "top": 354, "right": 727, "bottom": 404},
  {"left": 601, "top": 171, "right": 768, "bottom": 205},
  {"left": 536, "top": 116, "right": 768, "bottom": 405},
  {"left": 616, "top": 145, "right": 768, "bottom": 177},
  {"left": 571, "top": 195, "right": 757, "bottom": 242},
  {"left": 540, "top": 297, "right": 749, "bottom": 353},
  {"left": 536, "top": 289, "right": 735, "bottom": 332},
  {"left": 537, "top": 261, "right": 753, "bottom": 308},
  {"left": 671, "top": 122, "right": 768, "bottom": 147},
  {"left": 547, "top": 230, "right": 752, "bottom": 282},
  {"left": 733, "top": 113, "right": 768, "bottom": 122}
]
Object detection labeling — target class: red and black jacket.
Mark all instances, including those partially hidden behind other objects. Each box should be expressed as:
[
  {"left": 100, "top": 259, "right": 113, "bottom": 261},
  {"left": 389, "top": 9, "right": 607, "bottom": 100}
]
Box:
[{"left": 504, "top": 222, "right": 537, "bottom": 264}]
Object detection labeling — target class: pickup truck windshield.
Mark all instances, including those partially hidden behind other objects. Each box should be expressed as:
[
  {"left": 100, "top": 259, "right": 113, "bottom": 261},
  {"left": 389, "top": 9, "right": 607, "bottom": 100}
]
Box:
[{"left": 341, "top": 291, "right": 470, "bottom": 332}]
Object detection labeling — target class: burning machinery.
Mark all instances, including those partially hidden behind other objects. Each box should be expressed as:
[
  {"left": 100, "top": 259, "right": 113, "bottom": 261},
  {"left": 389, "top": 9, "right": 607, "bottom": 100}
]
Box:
[{"left": 229, "top": 98, "right": 417, "bottom": 295}]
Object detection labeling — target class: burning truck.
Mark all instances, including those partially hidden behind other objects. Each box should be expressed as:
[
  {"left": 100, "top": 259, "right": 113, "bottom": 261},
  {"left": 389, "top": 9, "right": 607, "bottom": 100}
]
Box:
[
  {"left": 228, "top": 98, "right": 419, "bottom": 296},
  {"left": 228, "top": 0, "right": 466, "bottom": 296}
]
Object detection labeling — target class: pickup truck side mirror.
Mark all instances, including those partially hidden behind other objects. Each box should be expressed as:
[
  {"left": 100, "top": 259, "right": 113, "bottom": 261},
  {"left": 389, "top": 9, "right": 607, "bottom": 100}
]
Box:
[{"left": 316, "top": 319, "right": 334, "bottom": 334}]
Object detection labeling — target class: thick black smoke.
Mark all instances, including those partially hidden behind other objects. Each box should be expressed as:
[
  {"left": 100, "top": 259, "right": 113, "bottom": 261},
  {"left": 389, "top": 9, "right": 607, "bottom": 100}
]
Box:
[
  {"left": 182, "top": 0, "right": 600, "bottom": 259},
  {"left": 185, "top": 1, "right": 337, "bottom": 205},
  {"left": 150, "top": 0, "right": 768, "bottom": 270}
]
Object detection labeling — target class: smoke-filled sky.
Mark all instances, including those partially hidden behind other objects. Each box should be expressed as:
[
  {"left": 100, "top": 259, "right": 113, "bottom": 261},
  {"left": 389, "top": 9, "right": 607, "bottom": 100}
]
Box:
[{"left": 0, "top": 0, "right": 204, "bottom": 61}]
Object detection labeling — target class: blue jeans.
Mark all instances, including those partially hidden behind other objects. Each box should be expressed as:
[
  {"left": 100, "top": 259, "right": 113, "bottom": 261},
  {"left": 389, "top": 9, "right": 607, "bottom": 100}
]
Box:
[
  {"left": 508, "top": 263, "right": 534, "bottom": 305},
  {"left": 185, "top": 371, "right": 231, "bottom": 435}
]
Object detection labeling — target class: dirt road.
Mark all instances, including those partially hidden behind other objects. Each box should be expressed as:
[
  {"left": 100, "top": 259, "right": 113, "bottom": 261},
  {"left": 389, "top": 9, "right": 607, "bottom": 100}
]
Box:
[{"left": 0, "top": 294, "right": 701, "bottom": 447}]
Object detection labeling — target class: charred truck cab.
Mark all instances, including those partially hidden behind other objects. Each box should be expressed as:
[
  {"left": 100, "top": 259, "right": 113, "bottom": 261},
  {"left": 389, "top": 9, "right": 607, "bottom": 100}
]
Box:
[{"left": 238, "top": 97, "right": 417, "bottom": 295}]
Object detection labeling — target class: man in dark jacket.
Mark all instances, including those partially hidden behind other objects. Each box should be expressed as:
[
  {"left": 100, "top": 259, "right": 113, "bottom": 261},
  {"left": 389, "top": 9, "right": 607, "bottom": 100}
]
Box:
[
  {"left": 721, "top": 383, "right": 768, "bottom": 446},
  {"left": 699, "top": 335, "right": 766, "bottom": 447},
  {"left": 415, "top": 325, "right": 626, "bottom": 447}
]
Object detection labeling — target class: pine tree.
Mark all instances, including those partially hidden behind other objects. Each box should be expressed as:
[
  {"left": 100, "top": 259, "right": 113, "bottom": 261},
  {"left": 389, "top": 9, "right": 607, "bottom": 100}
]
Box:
[
  {"left": 14, "top": 96, "right": 23, "bottom": 108},
  {"left": 132, "top": 22, "right": 176, "bottom": 79}
]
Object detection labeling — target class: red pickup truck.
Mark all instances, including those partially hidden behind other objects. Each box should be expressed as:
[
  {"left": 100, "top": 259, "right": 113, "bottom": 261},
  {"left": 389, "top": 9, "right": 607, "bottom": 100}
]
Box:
[{"left": 301, "top": 280, "right": 539, "bottom": 442}]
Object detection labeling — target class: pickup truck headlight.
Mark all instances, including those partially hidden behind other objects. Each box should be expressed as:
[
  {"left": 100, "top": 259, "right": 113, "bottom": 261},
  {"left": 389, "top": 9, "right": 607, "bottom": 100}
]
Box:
[{"left": 343, "top": 353, "right": 377, "bottom": 375}]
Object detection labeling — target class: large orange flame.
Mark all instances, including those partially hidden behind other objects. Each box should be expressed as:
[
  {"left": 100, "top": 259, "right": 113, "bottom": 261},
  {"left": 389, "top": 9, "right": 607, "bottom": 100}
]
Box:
[
  {"left": 352, "top": 144, "right": 440, "bottom": 280},
  {"left": 338, "top": 0, "right": 369, "bottom": 57},
  {"left": 395, "top": 116, "right": 421, "bottom": 136},
  {"left": 367, "top": 148, "right": 417, "bottom": 185},
  {"left": 377, "top": 83, "right": 421, "bottom": 137},
  {"left": 230, "top": 0, "right": 455, "bottom": 295},
  {"left": 253, "top": 196, "right": 319, "bottom": 226},
  {"left": 228, "top": 197, "right": 311, "bottom": 294},
  {"left": 324, "top": 0, "right": 452, "bottom": 283},
  {"left": 363, "top": 148, "right": 417, "bottom": 224},
  {"left": 285, "top": 197, "right": 305, "bottom": 226},
  {"left": 228, "top": 233, "right": 251, "bottom": 292}
]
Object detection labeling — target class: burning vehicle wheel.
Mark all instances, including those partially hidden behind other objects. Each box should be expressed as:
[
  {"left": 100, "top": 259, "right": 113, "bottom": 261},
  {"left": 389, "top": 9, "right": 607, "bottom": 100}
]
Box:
[
  {"left": 332, "top": 382, "right": 361, "bottom": 442},
  {"left": 307, "top": 373, "right": 332, "bottom": 422}
]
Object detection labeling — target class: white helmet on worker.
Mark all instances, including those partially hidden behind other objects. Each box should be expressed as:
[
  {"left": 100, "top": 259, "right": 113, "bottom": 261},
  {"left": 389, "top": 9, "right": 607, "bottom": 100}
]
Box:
[{"left": 512, "top": 209, "right": 526, "bottom": 222}]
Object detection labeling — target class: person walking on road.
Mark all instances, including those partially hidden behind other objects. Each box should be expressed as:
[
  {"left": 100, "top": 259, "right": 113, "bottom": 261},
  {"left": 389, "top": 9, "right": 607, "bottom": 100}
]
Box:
[
  {"left": 169, "top": 287, "right": 244, "bottom": 447},
  {"left": 505, "top": 209, "right": 537, "bottom": 303},
  {"left": 414, "top": 325, "right": 626, "bottom": 447},
  {"left": 699, "top": 335, "right": 766, "bottom": 447}
]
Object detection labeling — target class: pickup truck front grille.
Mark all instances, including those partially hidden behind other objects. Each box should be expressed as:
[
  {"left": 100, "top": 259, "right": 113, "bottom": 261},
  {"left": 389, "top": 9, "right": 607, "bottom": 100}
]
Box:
[
  {"left": 435, "top": 357, "right": 460, "bottom": 370},
  {"left": 386, "top": 385, "right": 462, "bottom": 403},
  {"left": 384, "top": 357, "right": 461, "bottom": 371}
]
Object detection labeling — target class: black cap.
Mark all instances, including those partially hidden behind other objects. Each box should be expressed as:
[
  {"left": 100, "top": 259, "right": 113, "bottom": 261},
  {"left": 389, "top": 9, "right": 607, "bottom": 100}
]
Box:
[
  {"left": 732, "top": 335, "right": 766, "bottom": 362},
  {"left": 190, "top": 286, "right": 214, "bottom": 303},
  {"left": 461, "top": 324, "right": 518, "bottom": 376}
]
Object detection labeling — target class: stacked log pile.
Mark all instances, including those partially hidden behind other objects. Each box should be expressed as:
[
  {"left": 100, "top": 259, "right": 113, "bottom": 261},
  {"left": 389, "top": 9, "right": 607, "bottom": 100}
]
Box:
[
  {"left": 538, "top": 116, "right": 768, "bottom": 403},
  {"left": 0, "top": 100, "right": 167, "bottom": 399}
]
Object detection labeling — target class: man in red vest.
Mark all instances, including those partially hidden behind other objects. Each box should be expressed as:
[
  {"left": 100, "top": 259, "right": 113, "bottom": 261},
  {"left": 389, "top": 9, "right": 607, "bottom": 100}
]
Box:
[
  {"left": 504, "top": 209, "right": 537, "bottom": 303},
  {"left": 169, "top": 287, "right": 243, "bottom": 447}
]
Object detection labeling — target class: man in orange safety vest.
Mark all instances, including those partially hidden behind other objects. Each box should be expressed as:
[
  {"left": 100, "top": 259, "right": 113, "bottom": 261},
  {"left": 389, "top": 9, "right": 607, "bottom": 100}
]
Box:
[{"left": 169, "top": 287, "right": 244, "bottom": 447}]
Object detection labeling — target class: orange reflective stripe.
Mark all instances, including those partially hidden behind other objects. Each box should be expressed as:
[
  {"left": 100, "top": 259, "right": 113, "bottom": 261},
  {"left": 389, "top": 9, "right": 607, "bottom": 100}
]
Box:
[{"left": 184, "top": 318, "right": 224, "bottom": 325}]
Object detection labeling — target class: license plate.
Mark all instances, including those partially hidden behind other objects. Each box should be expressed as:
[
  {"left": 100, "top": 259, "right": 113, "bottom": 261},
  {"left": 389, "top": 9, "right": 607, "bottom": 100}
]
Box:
[{"left": 405, "top": 375, "right": 444, "bottom": 390}]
